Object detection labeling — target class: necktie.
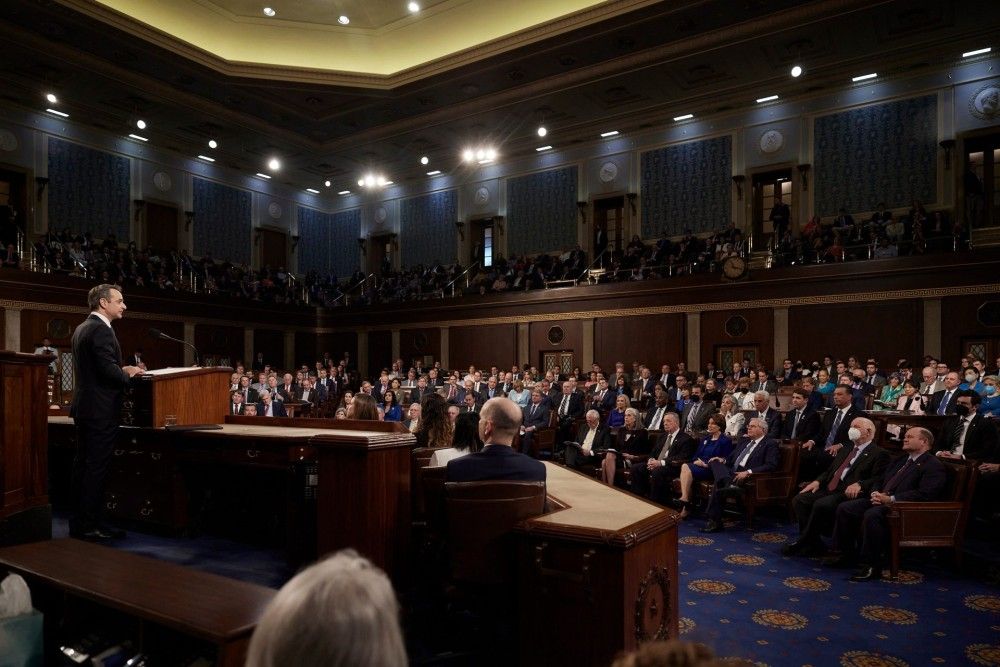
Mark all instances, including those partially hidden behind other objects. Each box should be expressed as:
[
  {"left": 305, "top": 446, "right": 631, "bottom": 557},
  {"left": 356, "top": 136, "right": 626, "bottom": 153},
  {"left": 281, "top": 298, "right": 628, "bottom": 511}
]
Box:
[
  {"left": 688, "top": 403, "right": 700, "bottom": 428},
  {"left": 560, "top": 394, "right": 570, "bottom": 416},
  {"left": 531, "top": 404, "right": 537, "bottom": 416},
  {"left": 653, "top": 407, "right": 664, "bottom": 429},
  {"left": 827, "top": 445, "right": 860, "bottom": 491},
  {"left": 448, "top": 385, "right": 456, "bottom": 399},
  {"left": 737, "top": 440, "right": 759, "bottom": 469},
  {"left": 956, "top": 417, "right": 972, "bottom": 453},
  {"left": 659, "top": 433, "right": 674, "bottom": 461},
  {"left": 882, "top": 458, "right": 914, "bottom": 494},
  {"left": 937, "top": 391, "right": 952, "bottom": 415},
  {"left": 826, "top": 409, "right": 844, "bottom": 447},
  {"left": 791, "top": 410, "right": 802, "bottom": 439}
]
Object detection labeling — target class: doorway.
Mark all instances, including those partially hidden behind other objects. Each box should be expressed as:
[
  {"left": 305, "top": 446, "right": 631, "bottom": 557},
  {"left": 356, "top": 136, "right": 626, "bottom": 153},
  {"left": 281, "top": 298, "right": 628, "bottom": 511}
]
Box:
[
  {"left": 593, "top": 196, "right": 624, "bottom": 267},
  {"left": 0, "top": 167, "right": 28, "bottom": 249},
  {"left": 963, "top": 338, "right": 1000, "bottom": 369},
  {"left": 368, "top": 233, "right": 395, "bottom": 275},
  {"left": 964, "top": 133, "right": 1000, "bottom": 229},
  {"left": 716, "top": 345, "right": 760, "bottom": 373},
  {"left": 259, "top": 228, "right": 287, "bottom": 269},
  {"left": 751, "top": 169, "right": 793, "bottom": 249},
  {"left": 469, "top": 217, "right": 494, "bottom": 267},
  {"left": 144, "top": 202, "right": 178, "bottom": 252},
  {"left": 541, "top": 351, "right": 574, "bottom": 377}
]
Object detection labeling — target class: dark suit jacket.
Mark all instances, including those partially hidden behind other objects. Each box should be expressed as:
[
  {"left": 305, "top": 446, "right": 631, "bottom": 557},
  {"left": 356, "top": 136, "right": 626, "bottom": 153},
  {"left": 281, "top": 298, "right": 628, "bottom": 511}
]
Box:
[
  {"left": 781, "top": 408, "right": 821, "bottom": 442},
  {"left": 727, "top": 436, "right": 780, "bottom": 473},
  {"left": 648, "top": 430, "right": 696, "bottom": 467},
  {"left": 277, "top": 384, "right": 296, "bottom": 402},
  {"left": 553, "top": 392, "right": 585, "bottom": 419},
  {"left": 681, "top": 400, "right": 715, "bottom": 433},
  {"left": 939, "top": 414, "right": 999, "bottom": 461},
  {"left": 230, "top": 402, "right": 244, "bottom": 416},
  {"left": 573, "top": 423, "right": 612, "bottom": 453},
  {"left": 481, "top": 386, "right": 505, "bottom": 402},
  {"left": 256, "top": 400, "right": 287, "bottom": 417},
  {"left": 410, "top": 386, "right": 437, "bottom": 403},
  {"left": 446, "top": 444, "right": 546, "bottom": 482},
  {"left": 817, "top": 406, "right": 861, "bottom": 447},
  {"left": 523, "top": 402, "right": 551, "bottom": 429},
  {"left": 643, "top": 403, "right": 671, "bottom": 430},
  {"left": 815, "top": 442, "right": 890, "bottom": 489},
  {"left": 616, "top": 428, "right": 650, "bottom": 456},
  {"left": 456, "top": 387, "right": 482, "bottom": 406},
  {"left": 927, "top": 389, "right": 960, "bottom": 415},
  {"left": 70, "top": 314, "right": 131, "bottom": 420},
  {"left": 754, "top": 409, "right": 782, "bottom": 439},
  {"left": 864, "top": 451, "right": 947, "bottom": 500},
  {"left": 590, "top": 390, "right": 616, "bottom": 412}
]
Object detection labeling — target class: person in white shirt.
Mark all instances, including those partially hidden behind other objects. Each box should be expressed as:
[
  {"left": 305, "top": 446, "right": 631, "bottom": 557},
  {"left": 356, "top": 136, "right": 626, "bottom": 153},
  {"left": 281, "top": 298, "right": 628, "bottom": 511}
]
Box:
[{"left": 429, "top": 412, "right": 483, "bottom": 467}]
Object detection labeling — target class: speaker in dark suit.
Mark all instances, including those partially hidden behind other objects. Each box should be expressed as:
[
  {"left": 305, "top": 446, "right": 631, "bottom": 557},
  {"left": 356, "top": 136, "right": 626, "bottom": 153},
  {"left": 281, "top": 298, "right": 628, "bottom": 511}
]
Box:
[
  {"left": 446, "top": 443, "right": 546, "bottom": 482},
  {"left": 69, "top": 285, "right": 144, "bottom": 540}
]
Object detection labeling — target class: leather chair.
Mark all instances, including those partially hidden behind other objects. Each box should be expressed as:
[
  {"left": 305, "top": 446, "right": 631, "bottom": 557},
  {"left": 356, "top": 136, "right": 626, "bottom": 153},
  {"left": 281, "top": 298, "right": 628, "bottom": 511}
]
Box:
[
  {"left": 886, "top": 459, "right": 977, "bottom": 580},
  {"left": 411, "top": 447, "right": 449, "bottom": 523},
  {"left": 444, "top": 481, "right": 546, "bottom": 586},
  {"left": 530, "top": 411, "right": 560, "bottom": 460}
]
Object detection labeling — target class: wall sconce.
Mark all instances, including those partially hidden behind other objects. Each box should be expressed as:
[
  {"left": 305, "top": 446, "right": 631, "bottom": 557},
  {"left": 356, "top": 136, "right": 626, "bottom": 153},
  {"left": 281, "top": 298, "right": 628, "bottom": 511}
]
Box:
[
  {"left": 731, "top": 175, "right": 746, "bottom": 200},
  {"left": 796, "top": 164, "right": 811, "bottom": 191},
  {"left": 494, "top": 216, "right": 505, "bottom": 235},
  {"left": 357, "top": 237, "right": 367, "bottom": 254},
  {"left": 35, "top": 176, "right": 49, "bottom": 201},
  {"left": 291, "top": 235, "right": 300, "bottom": 253},
  {"left": 626, "top": 192, "right": 637, "bottom": 215},
  {"left": 939, "top": 139, "right": 955, "bottom": 169},
  {"left": 577, "top": 201, "right": 588, "bottom": 225},
  {"left": 254, "top": 229, "right": 262, "bottom": 246},
  {"left": 132, "top": 199, "right": 145, "bottom": 222},
  {"left": 184, "top": 211, "right": 195, "bottom": 231},
  {"left": 455, "top": 221, "right": 465, "bottom": 241}
]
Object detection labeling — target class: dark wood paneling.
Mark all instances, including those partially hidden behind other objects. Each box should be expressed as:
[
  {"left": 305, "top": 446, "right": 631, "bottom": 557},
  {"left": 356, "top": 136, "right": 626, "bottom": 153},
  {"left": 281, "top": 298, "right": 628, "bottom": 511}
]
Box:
[
  {"left": 450, "top": 324, "right": 516, "bottom": 371},
  {"left": 529, "top": 320, "right": 583, "bottom": 370},
  {"left": 317, "top": 332, "right": 357, "bottom": 367},
  {"left": 400, "top": 327, "right": 441, "bottom": 366},
  {"left": 295, "top": 332, "right": 319, "bottom": 368},
  {"left": 789, "top": 300, "right": 921, "bottom": 367},
  {"left": 594, "top": 314, "right": 685, "bottom": 369},
  {"left": 701, "top": 308, "right": 774, "bottom": 369},
  {"left": 253, "top": 329, "right": 284, "bottom": 370},
  {"left": 368, "top": 330, "right": 392, "bottom": 377},
  {"left": 0, "top": 309, "right": 5, "bottom": 349},
  {"left": 941, "top": 295, "right": 999, "bottom": 362},
  {"left": 195, "top": 324, "right": 244, "bottom": 366}
]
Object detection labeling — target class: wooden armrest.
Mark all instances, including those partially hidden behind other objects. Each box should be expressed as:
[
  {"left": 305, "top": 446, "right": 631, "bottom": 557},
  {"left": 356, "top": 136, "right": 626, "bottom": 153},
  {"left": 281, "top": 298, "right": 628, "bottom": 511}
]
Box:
[{"left": 887, "top": 501, "right": 964, "bottom": 517}]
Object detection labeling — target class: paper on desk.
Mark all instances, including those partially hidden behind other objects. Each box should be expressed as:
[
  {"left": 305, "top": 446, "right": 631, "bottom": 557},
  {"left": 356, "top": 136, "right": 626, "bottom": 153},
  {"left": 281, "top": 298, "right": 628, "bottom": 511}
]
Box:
[{"left": 141, "top": 367, "right": 203, "bottom": 376}]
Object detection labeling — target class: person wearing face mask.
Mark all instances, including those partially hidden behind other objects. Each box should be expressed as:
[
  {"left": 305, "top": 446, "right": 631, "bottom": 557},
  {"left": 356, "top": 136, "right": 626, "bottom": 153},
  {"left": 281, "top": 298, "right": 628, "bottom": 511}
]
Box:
[
  {"left": 935, "top": 390, "right": 999, "bottom": 461},
  {"left": 980, "top": 376, "right": 1000, "bottom": 417},
  {"left": 783, "top": 418, "right": 889, "bottom": 558},
  {"left": 959, "top": 369, "right": 986, "bottom": 395}
]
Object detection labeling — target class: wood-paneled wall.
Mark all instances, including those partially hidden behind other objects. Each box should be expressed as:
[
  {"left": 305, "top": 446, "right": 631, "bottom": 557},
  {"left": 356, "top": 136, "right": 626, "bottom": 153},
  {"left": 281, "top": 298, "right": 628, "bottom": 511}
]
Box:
[
  {"left": 400, "top": 328, "right": 441, "bottom": 366},
  {"left": 368, "top": 330, "right": 392, "bottom": 375},
  {"left": 941, "top": 295, "right": 998, "bottom": 362},
  {"left": 789, "top": 300, "right": 922, "bottom": 368},
  {"left": 701, "top": 308, "right": 773, "bottom": 369},
  {"left": 318, "top": 332, "right": 358, "bottom": 366},
  {"left": 253, "top": 329, "right": 284, "bottom": 370},
  {"left": 529, "top": 320, "right": 583, "bottom": 370},
  {"left": 594, "top": 314, "right": 685, "bottom": 370},
  {"left": 195, "top": 324, "right": 244, "bottom": 365},
  {"left": 449, "top": 324, "right": 516, "bottom": 370}
]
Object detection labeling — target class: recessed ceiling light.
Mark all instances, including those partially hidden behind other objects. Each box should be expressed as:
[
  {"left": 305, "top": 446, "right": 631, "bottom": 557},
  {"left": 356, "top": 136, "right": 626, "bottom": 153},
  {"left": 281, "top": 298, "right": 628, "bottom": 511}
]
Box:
[
  {"left": 376, "top": 176, "right": 386, "bottom": 186},
  {"left": 600, "top": 130, "right": 619, "bottom": 138},
  {"left": 263, "top": 7, "right": 275, "bottom": 16},
  {"left": 136, "top": 119, "right": 147, "bottom": 130},
  {"left": 208, "top": 139, "right": 218, "bottom": 149},
  {"left": 306, "top": 188, "right": 320, "bottom": 194},
  {"left": 365, "top": 175, "right": 376, "bottom": 187},
  {"left": 338, "top": 15, "right": 349, "bottom": 24},
  {"left": 45, "top": 92, "right": 57, "bottom": 104},
  {"left": 256, "top": 173, "right": 272, "bottom": 179},
  {"left": 420, "top": 156, "right": 429, "bottom": 165},
  {"left": 756, "top": 94, "right": 779, "bottom": 103},
  {"left": 384, "top": 180, "right": 393, "bottom": 185},
  {"left": 408, "top": 2, "right": 420, "bottom": 12},
  {"left": 357, "top": 179, "right": 365, "bottom": 187},
  {"left": 324, "top": 180, "right": 332, "bottom": 187},
  {"left": 673, "top": 113, "right": 693, "bottom": 121},
  {"left": 535, "top": 145, "right": 552, "bottom": 152},
  {"left": 790, "top": 65, "right": 803, "bottom": 77},
  {"left": 268, "top": 157, "right": 281, "bottom": 171},
  {"left": 128, "top": 134, "right": 148, "bottom": 142},
  {"left": 485, "top": 148, "right": 497, "bottom": 160},
  {"left": 537, "top": 126, "right": 547, "bottom": 137},
  {"left": 197, "top": 155, "right": 215, "bottom": 162},
  {"left": 475, "top": 149, "right": 486, "bottom": 160},
  {"left": 962, "top": 47, "right": 991, "bottom": 58},
  {"left": 851, "top": 73, "right": 877, "bottom": 82},
  {"left": 45, "top": 108, "right": 68, "bottom": 118},
  {"left": 462, "top": 149, "right": 474, "bottom": 162},
  {"left": 426, "top": 170, "right": 441, "bottom": 176},
  {"left": 338, "top": 190, "right": 351, "bottom": 195}
]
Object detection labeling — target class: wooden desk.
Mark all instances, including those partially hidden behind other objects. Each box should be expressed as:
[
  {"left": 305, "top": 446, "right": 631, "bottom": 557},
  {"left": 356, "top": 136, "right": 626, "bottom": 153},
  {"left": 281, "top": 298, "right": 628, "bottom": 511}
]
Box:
[
  {"left": 864, "top": 411, "right": 949, "bottom": 450},
  {"left": 517, "top": 463, "right": 678, "bottom": 667},
  {"left": 0, "top": 539, "right": 274, "bottom": 666}
]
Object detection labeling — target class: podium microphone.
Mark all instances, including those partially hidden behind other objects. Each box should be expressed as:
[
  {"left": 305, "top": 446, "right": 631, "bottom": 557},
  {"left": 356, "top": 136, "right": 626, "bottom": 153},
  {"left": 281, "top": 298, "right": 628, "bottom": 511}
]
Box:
[{"left": 148, "top": 328, "right": 201, "bottom": 365}]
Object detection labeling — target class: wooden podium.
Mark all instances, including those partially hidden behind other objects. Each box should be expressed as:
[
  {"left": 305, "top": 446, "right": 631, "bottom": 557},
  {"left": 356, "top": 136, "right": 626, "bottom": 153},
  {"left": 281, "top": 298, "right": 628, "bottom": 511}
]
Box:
[
  {"left": 0, "top": 350, "right": 52, "bottom": 545},
  {"left": 123, "top": 367, "right": 231, "bottom": 427}
]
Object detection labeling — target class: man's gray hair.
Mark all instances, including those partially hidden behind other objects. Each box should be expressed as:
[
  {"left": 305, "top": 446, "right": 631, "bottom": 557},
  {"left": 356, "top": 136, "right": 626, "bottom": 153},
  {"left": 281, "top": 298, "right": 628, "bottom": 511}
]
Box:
[{"left": 87, "top": 283, "right": 120, "bottom": 311}]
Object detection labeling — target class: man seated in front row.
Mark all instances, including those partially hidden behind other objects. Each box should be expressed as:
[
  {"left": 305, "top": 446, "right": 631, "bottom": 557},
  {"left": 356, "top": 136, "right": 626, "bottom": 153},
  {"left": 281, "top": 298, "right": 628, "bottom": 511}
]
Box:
[
  {"left": 257, "top": 390, "right": 288, "bottom": 417},
  {"left": 700, "top": 417, "right": 779, "bottom": 533},
  {"left": 564, "top": 409, "right": 611, "bottom": 471},
  {"left": 447, "top": 397, "right": 546, "bottom": 482},
  {"left": 630, "top": 413, "right": 695, "bottom": 506}
]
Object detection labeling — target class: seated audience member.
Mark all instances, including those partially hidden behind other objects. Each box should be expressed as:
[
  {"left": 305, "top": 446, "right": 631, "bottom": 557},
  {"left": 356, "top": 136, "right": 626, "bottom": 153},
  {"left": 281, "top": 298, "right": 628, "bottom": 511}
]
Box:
[
  {"left": 675, "top": 414, "right": 734, "bottom": 519},
  {"left": 607, "top": 393, "right": 629, "bottom": 428},
  {"left": 257, "top": 391, "right": 287, "bottom": 417},
  {"left": 461, "top": 391, "right": 479, "bottom": 414},
  {"left": 630, "top": 413, "right": 695, "bottom": 505},
  {"left": 829, "top": 427, "right": 946, "bottom": 581},
  {"left": 564, "top": 409, "right": 611, "bottom": 472},
  {"left": 960, "top": 367, "right": 985, "bottom": 394},
  {"left": 245, "top": 549, "right": 406, "bottom": 667},
  {"left": 815, "top": 369, "right": 835, "bottom": 395},
  {"left": 403, "top": 402, "right": 421, "bottom": 433},
  {"left": 334, "top": 407, "right": 348, "bottom": 419},
  {"left": 927, "top": 371, "right": 961, "bottom": 415},
  {"left": 349, "top": 392, "right": 381, "bottom": 420},
  {"left": 614, "top": 374, "right": 633, "bottom": 399},
  {"left": 417, "top": 394, "right": 453, "bottom": 449},
  {"left": 680, "top": 385, "right": 714, "bottom": 436},
  {"left": 783, "top": 418, "right": 889, "bottom": 557},
  {"left": 243, "top": 403, "right": 258, "bottom": 416},
  {"left": 751, "top": 391, "right": 781, "bottom": 438},
  {"left": 935, "top": 390, "right": 998, "bottom": 461},
  {"left": 446, "top": 397, "right": 546, "bottom": 482},
  {"left": 506, "top": 379, "right": 529, "bottom": 407},
  {"left": 873, "top": 373, "right": 903, "bottom": 410},
  {"left": 430, "top": 411, "right": 483, "bottom": 467},
  {"left": 700, "top": 418, "right": 779, "bottom": 533},
  {"left": 602, "top": 407, "right": 649, "bottom": 485},
  {"left": 981, "top": 375, "right": 1000, "bottom": 417},
  {"left": 382, "top": 390, "right": 402, "bottom": 421},
  {"left": 519, "top": 389, "right": 551, "bottom": 455},
  {"left": 718, "top": 395, "right": 746, "bottom": 439},
  {"left": 895, "top": 379, "right": 925, "bottom": 414},
  {"left": 447, "top": 404, "right": 460, "bottom": 424},
  {"left": 230, "top": 390, "right": 245, "bottom": 415},
  {"left": 780, "top": 388, "right": 821, "bottom": 442},
  {"left": 644, "top": 387, "right": 671, "bottom": 429},
  {"left": 590, "top": 378, "right": 615, "bottom": 413},
  {"left": 702, "top": 378, "right": 722, "bottom": 405},
  {"left": 799, "top": 385, "right": 859, "bottom": 481}
]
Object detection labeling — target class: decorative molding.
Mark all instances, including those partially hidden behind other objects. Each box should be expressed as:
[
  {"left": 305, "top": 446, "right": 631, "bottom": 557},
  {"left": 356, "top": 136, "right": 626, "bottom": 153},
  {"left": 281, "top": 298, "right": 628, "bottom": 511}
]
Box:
[{"left": 635, "top": 566, "right": 672, "bottom": 642}]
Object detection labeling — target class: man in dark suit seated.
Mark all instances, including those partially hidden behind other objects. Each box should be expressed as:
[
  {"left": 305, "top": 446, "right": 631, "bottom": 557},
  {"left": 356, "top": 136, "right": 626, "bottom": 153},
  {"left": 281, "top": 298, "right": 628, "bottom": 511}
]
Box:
[
  {"left": 230, "top": 390, "right": 245, "bottom": 415},
  {"left": 553, "top": 379, "right": 585, "bottom": 448},
  {"left": 751, "top": 391, "right": 782, "bottom": 439},
  {"left": 783, "top": 417, "right": 889, "bottom": 557},
  {"left": 935, "top": 390, "right": 998, "bottom": 462},
  {"left": 589, "top": 378, "right": 615, "bottom": 414},
  {"left": 800, "top": 385, "right": 860, "bottom": 481},
  {"left": 701, "top": 417, "right": 780, "bottom": 533},
  {"left": 518, "top": 389, "right": 551, "bottom": 456},
  {"left": 829, "top": 426, "right": 947, "bottom": 581},
  {"left": 927, "top": 371, "right": 962, "bottom": 416},
  {"left": 680, "top": 385, "right": 715, "bottom": 437},
  {"left": 257, "top": 391, "right": 288, "bottom": 417},
  {"left": 643, "top": 388, "right": 670, "bottom": 430},
  {"left": 447, "top": 397, "right": 546, "bottom": 482},
  {"left": 564, "top": 409, "right": 612, "bottom": 471},
  {"left": 780, "top": 389, "right": 821, "bottom": 443},
  {"left": 630, "top": 413, "right": 696, "bottom": 506},
  {"left": 410, "top": 376, "right": 436, "bottom": 403}
]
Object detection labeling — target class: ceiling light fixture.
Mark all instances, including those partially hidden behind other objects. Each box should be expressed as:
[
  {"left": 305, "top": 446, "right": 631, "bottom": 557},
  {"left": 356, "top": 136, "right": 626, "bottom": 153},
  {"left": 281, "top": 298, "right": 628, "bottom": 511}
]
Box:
[
  {"left": 600, "top": 130, "right": 619, "bottom": 138},
  {"left": 384, "top": 180, "right": 393, "bottom": 185},
  {"left": 485, "top": 148, "right": 497, "bottom": 160},
  {"left": 756, "top": 94, "right": 779, "bottom": 103},
  {"left": 408, "top": 2, "right": 420, "bottom": 12},
  {"left": 208, "top": 139, "right": 218, "bottom": 149},
  {"left": 45, "top": 92, "right": 57, "bottom": 104},
  {"left": 338, "top": 15, "right": 350, "bottom": 24},
  {"left": 420, "top": 156, "right": 429, "bottom": 165},
  {"left": 851, "top": 73, "right": 877, "bottom": 82},
  {"left": 263, "top": 7, "right": 275, "bottom": 17},
  {"left": 338, "top": 190, "right": 351, "bottom": 195},
  {"left": 197, "top": 155, "right": 215, "bottom": 162},
  {"left": 673, "top": 113, "right": 693, "bottom": 121},
  {"left": 790, "top": 65, "right": 803, "bottom": 77},
  {"left": 537, "top": 126, "right": 547, "bottom": 137},
  {"left": 462, "top": 149, "right": 474, "bottom": 162},
  {"left": 256, "top": 173, "right": 272, "bottom": 179},
  {"left": 426, "top": 170, "right": 441, "bottom": 176},
  {"left": 962, "top": 47, "right": 991, "bottom": 58},
  {"left": 268, "top": 157, "right": 281, "bottom": 171},
  {"left": 45, "top": 108, "right": 68, "bottom": 118},
  {"left": 324, "top": 180, "right": 332, "bottom": 187},
  {"left": 305, "top": 188, "right": 320, "bottom": 194},
  {"left": 536, "top": 145, "right": 552, "bottom": 152},
  {"left": 128, "top": 134, "right": 148, "bottom": 142}
]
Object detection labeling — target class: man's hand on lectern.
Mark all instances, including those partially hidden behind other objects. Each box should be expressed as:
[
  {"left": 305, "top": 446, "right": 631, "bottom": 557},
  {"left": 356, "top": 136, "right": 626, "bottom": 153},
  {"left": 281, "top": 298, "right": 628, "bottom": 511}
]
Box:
[{"left": 123, "top": 365, "right": 144, "bottom": 377}]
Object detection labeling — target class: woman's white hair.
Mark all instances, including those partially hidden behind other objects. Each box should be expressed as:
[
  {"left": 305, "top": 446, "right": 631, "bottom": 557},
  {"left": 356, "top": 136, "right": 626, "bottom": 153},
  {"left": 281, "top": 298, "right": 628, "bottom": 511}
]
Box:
[{"left": 246, "top": 549, "right": 408, "bottom": 667}]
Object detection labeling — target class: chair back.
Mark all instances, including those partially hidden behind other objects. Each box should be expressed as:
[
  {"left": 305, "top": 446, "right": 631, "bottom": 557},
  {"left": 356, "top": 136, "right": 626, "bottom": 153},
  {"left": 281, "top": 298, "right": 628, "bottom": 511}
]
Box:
[
  {"left": 444, "top": 481, "right": 546, "bottom": 585},
  {"left": 412, "top": 447, "right": 449, "bottom": 519},
  {"left": 422, "top": 465, "right": 448, "bottom": 532},
  {"left": 941, "top": 459, "right": 974, "bottom": 502}
]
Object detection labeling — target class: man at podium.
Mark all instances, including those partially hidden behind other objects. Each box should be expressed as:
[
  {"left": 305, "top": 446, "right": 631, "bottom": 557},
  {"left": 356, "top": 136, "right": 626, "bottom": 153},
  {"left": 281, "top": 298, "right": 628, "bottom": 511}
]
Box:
[{"left": 69, "top": 284, "right": 143, "bottom": 541}]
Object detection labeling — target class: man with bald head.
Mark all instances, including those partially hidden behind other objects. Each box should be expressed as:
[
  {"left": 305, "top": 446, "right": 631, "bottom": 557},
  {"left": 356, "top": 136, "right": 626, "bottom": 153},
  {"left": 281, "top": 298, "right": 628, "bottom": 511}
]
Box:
[
  {"left": 446, "top": 397, "right": 546, "bottom": 482},
  {"left": 783, "top": 417, "right": 889, "bottom": 558}
]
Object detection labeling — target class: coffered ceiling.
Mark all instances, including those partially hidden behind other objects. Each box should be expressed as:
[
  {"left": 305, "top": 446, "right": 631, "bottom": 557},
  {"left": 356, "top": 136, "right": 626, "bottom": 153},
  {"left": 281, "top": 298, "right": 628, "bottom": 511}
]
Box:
[{"left": 0, "top": 0, "right": 996, "bottom": 198}]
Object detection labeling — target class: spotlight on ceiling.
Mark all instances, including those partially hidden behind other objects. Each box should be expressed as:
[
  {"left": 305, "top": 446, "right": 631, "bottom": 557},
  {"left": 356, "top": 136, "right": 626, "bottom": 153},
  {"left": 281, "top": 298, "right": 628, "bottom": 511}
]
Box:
[
  {"left": 791, "top": 65, "right": 803, "bottom": 77},
  {"left": 324, "top": 180, "right": 332, "bottom": 187},
  {"left": 45, "top": 92, "right": 57, "bottom": 104},
  {"left": 475, "top": 149, "right": 486, "bottom": 160},
  {"left": 268, "top": 157, "right": 281, "bottom": 171},
  {"left": 420, "top": 156, "right": 429, "bottom": 165},
  {"left": 426, "top": 170, "right": 441, "bottom": 176},
  {"left": 756, "top": 94, "right": 779, "bottom": 103},
  {"left": 338, "top": 15, "right": 350, "bottom": 24},
  {"left": 537, "top": 126, "right": 547, "bottom": 137},
  {"left": 485, "top": 148, "right": 497, "bottom": 160},
  {"left": 600, "top": 130, "right": 619, "bottom": 138},
  {"left": 535, "top": 145, "right": 553, "bottom": 152},
  {"left": 673, "top": 113, "right": 693, "bottom": 121},
  {"left": 136, "top": 119, "right": 147, "bottom": 130},
  {"left": 851, "top": 73, "right": 877, "bottom": 82},
  {"left": 128, "top": 134, "right": 148, "bottom": 142},
  {"left": 962, "top": 47, "right": 991, "bottom": 58},
  {"left": 263, "top": 7, "right": 275, "bottom": 17},
  {"left": 208, "top": 139, "right": 218, "bottom": 149},
  {"left": 462, "top": 149, "right": 474, "bottom": 162},
  {"left": 45, "top": 108, "right": 68, "bottom": 118},
  {"left": 357, "top": 179, "right": 365, "bottom": 187},
  {"left": 256, "top": 173, "right": 272, "bottom": 179},
  {"left": 408, "top": 2, "right": 420, "bottom": 12},
  {"left": 306, "top": 188, "right": 320, "bottom": 194}
]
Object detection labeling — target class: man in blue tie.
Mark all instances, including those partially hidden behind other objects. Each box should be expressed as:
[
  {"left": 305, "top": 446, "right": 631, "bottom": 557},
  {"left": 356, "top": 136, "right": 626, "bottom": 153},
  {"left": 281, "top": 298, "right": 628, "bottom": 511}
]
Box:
[
  {"left": 700, "top": 418, "right": 779, "bottom": 533},
  {"left": 928, "top": 371, "right": 961, "bottom": 415}
]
